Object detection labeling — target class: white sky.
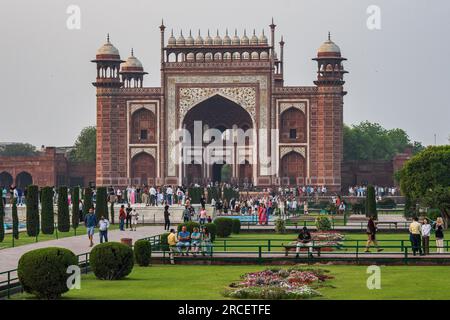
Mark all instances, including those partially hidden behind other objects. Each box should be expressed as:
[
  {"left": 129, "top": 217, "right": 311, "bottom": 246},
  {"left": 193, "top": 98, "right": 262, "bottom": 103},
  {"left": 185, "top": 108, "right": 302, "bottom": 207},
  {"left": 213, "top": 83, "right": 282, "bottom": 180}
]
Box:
[{"left": 0, "top": 0, "right": 449, "bottom": 146}]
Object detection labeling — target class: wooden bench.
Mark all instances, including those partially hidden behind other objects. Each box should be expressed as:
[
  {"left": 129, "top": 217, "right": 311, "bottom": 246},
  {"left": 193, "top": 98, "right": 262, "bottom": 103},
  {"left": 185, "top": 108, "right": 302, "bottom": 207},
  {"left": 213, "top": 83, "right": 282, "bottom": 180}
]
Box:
[{"left": 283, "top": 243, "right": 323, "bottom": 256}]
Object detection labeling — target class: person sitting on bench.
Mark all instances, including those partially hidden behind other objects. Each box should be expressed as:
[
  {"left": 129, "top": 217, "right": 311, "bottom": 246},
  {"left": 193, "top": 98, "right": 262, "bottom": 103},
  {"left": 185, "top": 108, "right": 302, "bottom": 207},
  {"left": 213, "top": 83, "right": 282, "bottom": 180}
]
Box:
[
  {"left": 296, "top": 226, "right": 313, "bottom": 258},
  {"left": 177, "top": 225, "right": 191, "bottom": 255}
]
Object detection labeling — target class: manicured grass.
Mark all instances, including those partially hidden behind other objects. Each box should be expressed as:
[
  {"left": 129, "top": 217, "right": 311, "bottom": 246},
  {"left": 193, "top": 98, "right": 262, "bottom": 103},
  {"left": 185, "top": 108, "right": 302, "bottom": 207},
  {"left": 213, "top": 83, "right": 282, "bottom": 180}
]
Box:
[
  {"left": 14, "top": 265, "right": 450, "bottom": 300},
  {"left": 0, "top": 225, "right": 120, "bottom": 250}
]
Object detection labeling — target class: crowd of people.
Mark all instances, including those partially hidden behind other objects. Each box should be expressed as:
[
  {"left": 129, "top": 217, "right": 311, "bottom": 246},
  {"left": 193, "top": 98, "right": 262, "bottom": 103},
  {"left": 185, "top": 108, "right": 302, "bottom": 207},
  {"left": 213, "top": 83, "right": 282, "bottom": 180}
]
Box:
[
  {"left": 166, "top": 225, "right": 213, "bottom": 263},
  {"left": 348, "top": 185, "right": 400, "bottom": 197}
]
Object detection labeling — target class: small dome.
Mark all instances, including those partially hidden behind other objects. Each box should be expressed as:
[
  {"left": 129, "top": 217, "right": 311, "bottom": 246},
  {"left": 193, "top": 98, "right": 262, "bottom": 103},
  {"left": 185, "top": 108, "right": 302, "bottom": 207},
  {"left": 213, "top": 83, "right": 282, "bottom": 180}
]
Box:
[
  {"left": 185, "top": 30, "right": 194, "bottom": 46},
  {"left": 96, "top": 34, "right": 121, "bottom": 59},
  {"left": 168, "top": 30, "right": 176, "bottom": 46},
  {"left": 213, "top": 30, "right": 222, "bottom": 45},
  {"left": 241, "top": 30, "right": 249, "bottom": 45},
  {"left": 317, "top": 33, "right": 341, "bottom": 57},
  {"left": 231, "top": 30, "right": 240, "bottom": 45},
  {"left": 223, "top": 29, "right": 231, "bottom": 45},
  {"left": 176, "top": 31, "right": 185, "bottom": 45},
  {"left": 250, "top": 30, "right": 259, "bottom": 45},
  {"left": 195, "top": 30, "right": 204, "bottom": 45},
  {"left": 258, "top": 30, "right": 268, "bottom": 45},
  {"left": 204, "top": 30, "right": 213, "bottom": 45},
  {"left": 121, "top": 49, "right": 144, "bottom": 72}
]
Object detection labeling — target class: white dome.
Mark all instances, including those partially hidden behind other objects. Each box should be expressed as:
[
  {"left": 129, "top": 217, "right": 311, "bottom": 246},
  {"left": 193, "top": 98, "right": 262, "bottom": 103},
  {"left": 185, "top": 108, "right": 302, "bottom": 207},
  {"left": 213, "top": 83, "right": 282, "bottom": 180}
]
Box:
[
  {"left": 168, "top": 30, "right": 176, "bottom": 46},
  {"left": 195, "top": 30, "right": 204, "bottom": 45},
  {"left": 258, "top": 30, "right": 268, "bottom": 45},
  {"left": 96, "top": 35, "right": 120, "bottom": 58},
  {"left": 186, "top": 30, "right": 194, "bottom": 46},
  {"left": 231, "top": 30, "right": 240, "bottom": 45},
  {"left": 241, "top": 30, "right": 249, "bottom": 45},
  {"left": 120, "top": 49, "right": 144, "bottom": 72},
  {"left": 176, "top": 31, "right": 185, "bottom": 45},
  {"left": 204, "top": 30, "right": 213, "bottom": 45},
  {"left": 317, "top": 34, "right": 341, "bottom": 56},
  {"left": 213, "top": 30, "right": 222, "bottom": 45},
  {"left": 223, "top": 30, "right": 231, "bottom": 45},
  {"left": 250, "top": 30, "right": 259, "bottom": 45}
]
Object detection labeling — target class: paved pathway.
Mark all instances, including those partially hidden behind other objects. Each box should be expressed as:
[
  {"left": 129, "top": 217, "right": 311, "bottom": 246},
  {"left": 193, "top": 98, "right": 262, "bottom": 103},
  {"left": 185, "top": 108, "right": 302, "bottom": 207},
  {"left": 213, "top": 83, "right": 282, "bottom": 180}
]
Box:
[{"left": 0, "top": 225, "right": 165, "bottom": 275}]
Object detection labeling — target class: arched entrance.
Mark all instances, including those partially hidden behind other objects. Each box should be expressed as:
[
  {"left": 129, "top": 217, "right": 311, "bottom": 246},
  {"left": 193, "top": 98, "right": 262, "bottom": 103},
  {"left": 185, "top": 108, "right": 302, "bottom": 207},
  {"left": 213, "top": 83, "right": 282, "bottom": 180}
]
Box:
[
  {"left": 181, "top": 94, "right": 254, "bottom": 185},
  {"left": 280, "top": 152, "right": 306, "bottom": 185},
  {"left": 16, "top": 172, "right": 33, "bottom": 190},
  {"left": 131, "top": 152, "right": 156, "bottom": 186},
  {"left": 0, "top": 171, "right": 13, "bottom": 188}
]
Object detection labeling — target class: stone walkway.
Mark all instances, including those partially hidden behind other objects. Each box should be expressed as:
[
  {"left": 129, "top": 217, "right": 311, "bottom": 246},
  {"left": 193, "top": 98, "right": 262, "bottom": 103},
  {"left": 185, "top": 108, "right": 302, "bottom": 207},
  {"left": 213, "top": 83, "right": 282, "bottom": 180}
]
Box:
[{"left": 0, "top": 225, "right": 165, "bottom": 275}]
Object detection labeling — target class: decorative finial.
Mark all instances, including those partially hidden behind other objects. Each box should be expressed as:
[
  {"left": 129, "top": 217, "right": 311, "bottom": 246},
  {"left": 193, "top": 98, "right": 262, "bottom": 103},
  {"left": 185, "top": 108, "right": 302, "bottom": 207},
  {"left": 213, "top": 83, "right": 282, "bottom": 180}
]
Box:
[
  {"left": 253, "top": 29, "right": 256, "bottom": 35},
  {"left": 280, "top": 35, "right": 285, "bottom": 45},
  {"left": 208, "top": 29, "right": 210, "bottom": 36},
  {"left": 106, "top": 33, "right": 110, "bottom": 43},
  {"left": 131, "top": 48, "right": 134, "bottom": 56},
  {"left": 328, "top": 31, "right": 331, "bottom": 41},
  {"left": 189, "top": 29, "right": 192, "bottom": 36},
  {"left": 180, "top": 30, "right": 183, "bottom": 36},
  {"left": 244, "top": 29, "right": 247, "bottom": 36},
  {"left": 171, "top": 29, "right": 174, "bottom": 36},
  {"left": 235, "top": 29, "right": 238, "bottom": 36},
  {"left": 198, "top": 29, "right": 201, "bottom": 36},
  {"left": 217, "top": 29, "right": 219, "bottom": 36},
  {"left": 226, "top": 28, "right": 229, "bottom": 36}
]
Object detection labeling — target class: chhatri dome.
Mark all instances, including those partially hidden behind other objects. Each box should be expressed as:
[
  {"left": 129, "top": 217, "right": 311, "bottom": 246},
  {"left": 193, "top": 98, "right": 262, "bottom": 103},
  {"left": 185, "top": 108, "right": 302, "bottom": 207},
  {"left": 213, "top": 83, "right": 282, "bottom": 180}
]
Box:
[
  {"left": 120, "top": 48, "right": 144, "bottom": 71},
  {"left": 317, "top": 32, "right": 341, "bottom": 57},
  {"left": 95, "top": 34, "right": 121, "bottom": 59}
]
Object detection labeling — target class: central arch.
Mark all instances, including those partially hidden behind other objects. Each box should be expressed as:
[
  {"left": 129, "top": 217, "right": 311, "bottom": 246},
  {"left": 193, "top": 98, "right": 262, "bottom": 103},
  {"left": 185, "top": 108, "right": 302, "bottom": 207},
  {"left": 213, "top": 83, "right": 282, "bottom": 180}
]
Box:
[{"left": 181, "top": 94, "right": 254, "bottom": 185}]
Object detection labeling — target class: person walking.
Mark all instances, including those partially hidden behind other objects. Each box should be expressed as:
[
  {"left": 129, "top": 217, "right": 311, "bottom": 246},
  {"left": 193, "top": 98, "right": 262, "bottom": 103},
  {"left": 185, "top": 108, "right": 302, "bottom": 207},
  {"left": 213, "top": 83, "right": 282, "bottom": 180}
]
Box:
[
  {"left": 131, "top": 208, "right": 139, "bottom": 231},
  {"left": 182, "top": 205, "right": 191, "bottom": 223},
  {"left": 99, "top": 215, "right": 110, "bottom": 243},
  {"left": 164, "top": 205, "right": 171, "bottom": 231},
  {"left": 119, "top": 205, "right": 126, "bottom": 231},
  {"left": 409, "top": 217, "right": 423, "bottom": 256},
  {"left": 84, "top": 208, "right": 97, "bottom": 247},
  {"left": 365, "top": 216, "right": 383, "bottom": 253},
  {"left": 125, "top": 203, "right": 133, "bottom": 230},
  {"left": 167, "top": 229, "right": 178, "bottom": 264},
  {"left": 421, "top": 218, "right": 431, "bottom": 255},
  {"left": 435, "top": 217, "right": 445, "bottom": 254},
  {"left": 199, "top": 206, "right": 207, "bottom": 225}
]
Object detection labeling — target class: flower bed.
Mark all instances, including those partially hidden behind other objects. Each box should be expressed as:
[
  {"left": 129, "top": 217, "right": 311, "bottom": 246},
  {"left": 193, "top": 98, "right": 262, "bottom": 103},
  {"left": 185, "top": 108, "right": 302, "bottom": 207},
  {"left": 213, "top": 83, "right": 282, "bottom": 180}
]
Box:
[{"left": 223, "top": 267, "right": 333, "bottom": 300}]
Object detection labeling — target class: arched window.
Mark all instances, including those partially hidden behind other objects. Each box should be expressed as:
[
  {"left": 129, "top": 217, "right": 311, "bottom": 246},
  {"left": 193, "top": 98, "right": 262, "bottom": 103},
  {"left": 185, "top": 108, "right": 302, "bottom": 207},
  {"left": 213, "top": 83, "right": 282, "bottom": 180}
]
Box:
[
  {"left": 280, "top": 108, "right": 307, "bottom": 143},
  {"left": 131, "top": 108, "right": 156, "bottom": 144}
]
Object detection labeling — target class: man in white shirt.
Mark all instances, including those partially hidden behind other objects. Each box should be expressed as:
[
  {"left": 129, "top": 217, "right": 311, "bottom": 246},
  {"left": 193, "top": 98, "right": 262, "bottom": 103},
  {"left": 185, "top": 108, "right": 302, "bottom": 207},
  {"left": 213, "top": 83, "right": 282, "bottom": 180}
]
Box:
[
  {"left": 149, "top": 186, "right": 157, "bottom": 206},
  {"left": 99, "top": 216, "right": 110, "bottom": 243},
  {"left": 166, "top": 186, "right": 173, "bottom": 205}
]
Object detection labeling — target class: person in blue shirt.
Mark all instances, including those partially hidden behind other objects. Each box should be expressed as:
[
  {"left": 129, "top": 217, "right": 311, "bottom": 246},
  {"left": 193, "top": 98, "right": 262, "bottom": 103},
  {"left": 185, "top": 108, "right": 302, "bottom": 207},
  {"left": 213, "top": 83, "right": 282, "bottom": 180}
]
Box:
[
  {"left": 176, "top": 225, "right": 191, "bottom": 255},
  {"left": 84, "top": 207, "right": 97, "bottom": 247}
]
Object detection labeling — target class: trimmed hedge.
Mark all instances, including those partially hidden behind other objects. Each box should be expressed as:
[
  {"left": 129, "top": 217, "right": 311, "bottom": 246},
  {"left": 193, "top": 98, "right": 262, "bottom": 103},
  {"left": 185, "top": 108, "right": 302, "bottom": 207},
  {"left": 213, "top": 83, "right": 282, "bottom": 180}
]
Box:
[
  {"left": 188, "top": 187, "right": 204, "bottom": 204},
  {"left": 83, "top": 187, "right": 93, "bottom": 218},
  {"left": 222, "top": 188, "right": 239, "bottom": 202},
  {"left": 12, "top": 199, "right": 19, "bottom": 239},
  {"left": 71, "top": 187, "right": 80, "bottom": 230},
  {"left": 17, "top": 247, "right": 77, "bottom": 299},
  {"left": 207, "top": 187, "right": 221, "bottom": 203},
  {"left": 213, "top": 217, "right": 233, "bottom": 238},
  {"left": 134, "top": 239, "right": 152, "bottom": 267},
  {"left": 177, "top": 221, "right": 201, "bottom": 233},
  {"left": 110, "top": 201, "right": 115, "bottom": 224},
  {"left": 95, "top": 187, "right": 108, "bottom": 221},
  {"left": 90, "top": 242, "right": 134, "bottom": 280},
  {"left": 40, "top": 187, "right": 54, "bottom": 235},
  {"left": 26, "top": 185, "right": 40, "bottom": 237},
  {"left": 57, "top": 187, "right": 70, "bottom": 232},
  {"left": 204, "top": 223, "right": 217, "bottom": 242},
  {"left": 365, "top": 185, "right": 377, "bottom": 219},
  {"left": 0, "top": 198, "right": 4, "bottom": 242},
  {"left": 231, "top": 219, "right": 241, "bottom": 234}
]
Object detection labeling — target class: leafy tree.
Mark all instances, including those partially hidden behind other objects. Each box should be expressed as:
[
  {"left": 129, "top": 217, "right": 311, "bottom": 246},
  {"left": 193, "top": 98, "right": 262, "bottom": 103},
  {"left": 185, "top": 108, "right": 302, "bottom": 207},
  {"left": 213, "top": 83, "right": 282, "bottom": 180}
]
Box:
[
  {"left": 12, "top": 198, "right": 19, "bottom": 240},
  {"left": 25, "top": 185, "right": 40, "bottom": 237},
  {"left": 57, "top": 187, "right": 70, "bottom": 232},
  {"left": 41, "top": 187, "right": 54, "bottom": 234},
  {"left": 95, "top": 187, "right": 108, "bottom": 221},
  {"left": 365, "top": 185, "right": 377, "bottom": 219},
  {"left": 398, "top": 146, "right": 450, "bottom": 224},
  {"left": 343, "top": 121, "right": 424, "bottom": 161},
  {"left": 83, "top": 187, "right": 93, "bottom": 218},
  {"left": 72, "top": 187, "right": 80, "bottom": 230},
  {"left": 68, "top": 126, "right": 96, "bottom": 163},
  {"left": 0, "top": 197, "right": 5, "bottom": 242},
  {"left": 0, "top": 143, "right": 37, "bottom": 157}
]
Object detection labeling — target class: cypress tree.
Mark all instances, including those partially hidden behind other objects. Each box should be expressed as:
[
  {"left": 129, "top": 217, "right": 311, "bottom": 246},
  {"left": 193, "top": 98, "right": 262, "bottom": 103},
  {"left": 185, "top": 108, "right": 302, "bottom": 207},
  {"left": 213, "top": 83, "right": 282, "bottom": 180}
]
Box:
[
  {"left": 110, "top": 201, "right": 115, "bottom": 224},
  {"left": 95, "top": 187, "right": 108, "bottom": 221},
  {"left": 83, "top": 187, "right": 93, "bottom": 218},
  {"left": 12, "top": 198, "right": 19, "bottom": 240},
  {"left": 0, "top": 197, "right": 5, "bottom": 242},
  {"left": 57, "top": 186, "right": 70, "bottom": 232},
  {"left": 365, "top": 185, "right": 378, "bottom": 219},
  {"left": 25, "top": 185, "right": 40, "bottom": 237},
  {"left": 72, "top": 187, "right": 80, "bottom": 230},
  {"left": 41, "top": 187, "right": 55, "bottom": 234}
]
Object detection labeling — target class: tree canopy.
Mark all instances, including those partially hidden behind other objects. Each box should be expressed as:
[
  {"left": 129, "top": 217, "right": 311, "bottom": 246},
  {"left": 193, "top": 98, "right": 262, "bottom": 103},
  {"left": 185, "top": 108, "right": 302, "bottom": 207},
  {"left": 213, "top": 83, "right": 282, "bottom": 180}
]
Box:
[
  {"left": 397, "top": 146, "right": 450, "bottom": 223},
  {"left": 343, "top": 121, "right": 424, "bottom": 161},
  {"left": 68, "top": 126, "right": 96, "bottom": 163},
  {"left": 0, "top": 143, "right": 37, "bottom": 157}
]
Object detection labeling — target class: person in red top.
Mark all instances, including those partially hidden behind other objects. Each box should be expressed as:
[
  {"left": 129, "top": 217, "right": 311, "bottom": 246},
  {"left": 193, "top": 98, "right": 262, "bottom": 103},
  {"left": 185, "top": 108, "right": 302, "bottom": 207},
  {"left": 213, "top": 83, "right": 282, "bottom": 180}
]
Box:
[{"left": 119, "top": 205, "right": 126, "bottom": 231}]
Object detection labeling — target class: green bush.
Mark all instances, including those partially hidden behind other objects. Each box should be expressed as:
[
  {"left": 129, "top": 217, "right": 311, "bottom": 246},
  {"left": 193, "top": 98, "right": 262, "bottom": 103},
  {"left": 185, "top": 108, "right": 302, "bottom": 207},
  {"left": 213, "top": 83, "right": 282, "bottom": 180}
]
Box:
[
  {"left": 365, "top": 185, "right": 377, "bottom": 219},
  {"left": 90, "top": 242, "right": 134, "bottom": 280},
  {"left": 177, "top": 221, "right": 201, "bottom": 233},
  {"left": 231, "top": 219, "right": 241, "bottom": 234},
  {"left": 12, "top": 199, "right": 19, "bottom": 239},
  {"left": 17, "top": 247, "right": 77, "bottom": 299},
  {"left": 223, "top": 188, "right": 239, "bottom": 202},
  {"left": 188, "top": 187, "right": 204, "bottom": 204},
  {"left": 95, "top": 187, "right": 108, "bottom": 221},
  {"left": 57, "top": 186, "right": 70, "bottom": 232},
  {"left": 315, "top": 216, "right": 332, "bottom": 231},
  {"left": 207, "top": 187, "right": 221, "bottom": 203},
  {"left": 26, "top": 185, "right": 39, "bottom": 237},
  {"left": 205, "top": 223, "right": 217, "bottom": 242},
  {"left": 71, "top": 187, "right": 80, "bottom": 230},
  {"left": 83, "top": 187, "right": 93, "bottom": 218},
  {"left": 134, "top": 240, "right": 152, "bottom": 266},
  {"left": 40, "top": 187, "right": 54, "bottom": 234},
  {"left": 351, "top": 202, "right": 365, "bottom": 215},
  {"left": 213, "top": 217, "right": 233, "bottom": 237},
  {"left": 0, "top": 198, "right": 4, "bottom": 242},
  {"left": 427, "top": 209, "right": 441, "bottom": 222},
  {"left": 275, "top": 219, "right": 286, "bottom": 234},
  {"left": 377, "top": 197, "right": 397, "bottom": 209}
]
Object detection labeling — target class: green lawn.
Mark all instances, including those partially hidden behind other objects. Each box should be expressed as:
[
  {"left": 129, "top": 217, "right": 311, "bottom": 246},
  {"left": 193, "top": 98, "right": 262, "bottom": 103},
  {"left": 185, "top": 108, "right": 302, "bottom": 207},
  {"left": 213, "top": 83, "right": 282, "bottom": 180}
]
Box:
[
  {"left": 14, "top": 265, "right": 450, "bottom": 300},
  {"left": 0, "top": 225, "right": 120, "bottom": 250}
]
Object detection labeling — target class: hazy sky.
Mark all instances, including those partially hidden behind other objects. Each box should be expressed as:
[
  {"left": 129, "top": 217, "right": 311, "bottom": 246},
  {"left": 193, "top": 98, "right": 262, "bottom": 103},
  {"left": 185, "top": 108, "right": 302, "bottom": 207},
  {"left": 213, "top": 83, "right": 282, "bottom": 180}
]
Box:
[{"left": 0, "top": 0, "right": 449, "bottom": 147}]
